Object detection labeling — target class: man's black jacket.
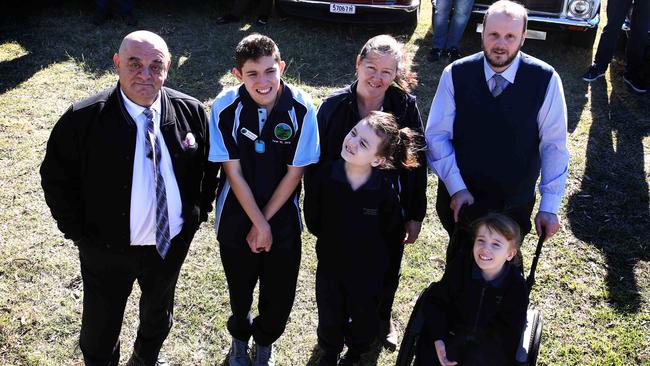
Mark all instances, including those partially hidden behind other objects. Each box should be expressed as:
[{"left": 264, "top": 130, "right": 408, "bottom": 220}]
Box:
[{"left": 40, "top": 83, "right": 219, "bottom": 249}]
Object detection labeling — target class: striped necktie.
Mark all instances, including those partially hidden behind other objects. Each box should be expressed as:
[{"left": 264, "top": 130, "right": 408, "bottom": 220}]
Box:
[
  {"left": 491, "top": 74, "right": 509, "bottom": 97},
  {"left": 143, "top": 108, "right": 171, "bottom": 259}
]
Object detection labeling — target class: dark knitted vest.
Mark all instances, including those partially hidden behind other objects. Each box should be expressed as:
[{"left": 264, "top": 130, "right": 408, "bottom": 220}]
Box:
[{"left": 451, "top": 52, "right": 553, "bottom": 208}]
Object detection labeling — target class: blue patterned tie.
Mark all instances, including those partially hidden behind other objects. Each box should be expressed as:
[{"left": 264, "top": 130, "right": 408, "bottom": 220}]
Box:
[
  {"left": 491, "top": 74, "right": 508, "bottom": 97},
  {"left": 143, "top": 108, "right": 171, "bottom": 259}
]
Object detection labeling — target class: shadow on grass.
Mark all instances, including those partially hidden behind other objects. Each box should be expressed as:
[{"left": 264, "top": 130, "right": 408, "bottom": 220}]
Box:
[
  {"left": 567, "top": 67, "right": 650, "bottom": 313},
  {"left": 0, "top": 0, "right": 423, "bottom": 103}
]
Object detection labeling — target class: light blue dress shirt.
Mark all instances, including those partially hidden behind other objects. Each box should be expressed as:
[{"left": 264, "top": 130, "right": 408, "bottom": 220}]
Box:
[{"left": 425, "top": 52, "right": 569, "bottom": 214}]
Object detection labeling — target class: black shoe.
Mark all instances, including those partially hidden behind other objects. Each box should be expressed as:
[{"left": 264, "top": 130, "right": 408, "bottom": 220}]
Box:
[
  {"left": 92, "top": 12, "right": 109, "bottom": 26},
  {"left": 256, "top": 16, "right": 268, "bottom": 26},
  {"left": 428, "top": 48, "right": 443, "bottom": 62},
  {"left": 581, "top": 64, "right": 606, "bottom": 82},
  {"left": 447, "top": 47, "right": 462, "bottom": 62},
  {"left": 623, "top": 74, "right": 648, "bottom": 94},
  {"left": 126, "top": 353, "right": 169, "bottom": 366},
  {"left": 123, "top": 12, "right": 138, "bottom": 27},
  {"left": 318, "top": 352, "right": 339, "bottom": 366},
  {"left": 216, "top": 14, "right": 240, "bottom": 24},
  {"left": 379, "top": 317, "right": 398, "bottom": 352},
  {"left": 337, "top": 351, "right": 360, "bottom": 366}
]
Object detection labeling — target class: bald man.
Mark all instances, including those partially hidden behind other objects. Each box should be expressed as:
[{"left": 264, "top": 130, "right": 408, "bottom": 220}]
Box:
[{"left": 41, "top": 31, "right": 219, "bottom": 366}]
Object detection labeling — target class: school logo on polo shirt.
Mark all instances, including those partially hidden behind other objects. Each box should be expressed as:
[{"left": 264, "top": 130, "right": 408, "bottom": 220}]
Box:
[{"left": 273, "top": 123, "right": 293, "bottom": 142}]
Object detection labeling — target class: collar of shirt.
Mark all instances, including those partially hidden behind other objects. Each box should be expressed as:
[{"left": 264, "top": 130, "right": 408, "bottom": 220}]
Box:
[
  {"left": 120, "top": 89, "right": 162, "bottom": 127},
  {"left": 471, "top": 259, "right": 511, "bottom": 288},
  {"left": 238, "top": 79, "right": 293, "bottom": 113},
  {"left": 331, "top": 159, "right": 381, "bottom": 190},
  {"left": 483, "top": 51, "right": 522, "bottom": 85}
]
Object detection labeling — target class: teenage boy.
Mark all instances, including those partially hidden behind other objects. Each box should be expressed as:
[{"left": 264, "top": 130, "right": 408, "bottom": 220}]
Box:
[{"left": 208, "top": 33, "right": 320, "bottom": 366}]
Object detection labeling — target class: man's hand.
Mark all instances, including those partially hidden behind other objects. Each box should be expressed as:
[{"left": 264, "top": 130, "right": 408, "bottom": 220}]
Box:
[
  {"left": 403, "top": 220, "right": 423, "bottom": 244},
  {"left": 434, "top": 340, "right": 458, "bottom": 366},
  {"left": 450, "top": 189, "right": 474, "bottom": 223},
  {"left": 534, "top": 211, "right": 560, "bottom": 242},
  {"left": 246, "top": 222, "right": 273, "bottom": 253}
]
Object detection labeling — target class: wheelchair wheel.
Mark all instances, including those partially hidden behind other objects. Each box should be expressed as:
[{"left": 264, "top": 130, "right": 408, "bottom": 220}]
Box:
[
  {"left": 396, "top": 285, "right": 431, "bottom": 366},
  {"left": 515, "top": 308, "right": 543, "bottom": 366},
  {"left": 528, "top": 309, "right": 543, "bottom": 366}
]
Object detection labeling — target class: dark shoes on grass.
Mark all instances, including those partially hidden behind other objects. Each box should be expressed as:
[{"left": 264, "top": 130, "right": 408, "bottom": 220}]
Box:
[
  {"left": 428, "top": 47, "right": 463, "bottom": 63},
  {"left": 582, "top": 63, "right": 606, "bottom": 82},
  {"left": 582, "top": 63, "right": 647, "bottom": 94},
  {"left": 623, "top": 74, "right": 648, "bottom": 94},
  {"left": 379, "top": 317, "right": 398, "bottom": 352},
  {"left": 125, "top": 353, "right": 169, "bottom": 366}
]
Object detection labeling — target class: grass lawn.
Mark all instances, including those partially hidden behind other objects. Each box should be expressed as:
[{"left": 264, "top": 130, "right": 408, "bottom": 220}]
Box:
[{"left": 0, "top": 0, "right": 648, "bottom": 365}]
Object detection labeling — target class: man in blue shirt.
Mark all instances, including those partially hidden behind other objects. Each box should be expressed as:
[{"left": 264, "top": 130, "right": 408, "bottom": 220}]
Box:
[{"left": 426, "top": 0, "right": 569, "bottom": 253}]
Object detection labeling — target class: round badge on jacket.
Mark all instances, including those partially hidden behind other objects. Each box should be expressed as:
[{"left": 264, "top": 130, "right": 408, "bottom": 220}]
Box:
[{"left": 274, "top": 123, "right": 293, "bottom": 141}]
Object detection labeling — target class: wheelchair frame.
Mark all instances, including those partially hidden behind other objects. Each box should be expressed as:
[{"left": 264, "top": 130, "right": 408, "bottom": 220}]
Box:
[{"left": 396, "top": 227, "right": 547, "bottom": 366}]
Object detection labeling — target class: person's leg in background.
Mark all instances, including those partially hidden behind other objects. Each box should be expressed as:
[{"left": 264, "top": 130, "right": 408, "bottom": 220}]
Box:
[
  {"left": 445, "top": 0, "right": 475, "bottom": 61},
  {"left": 430, "top": 0, "right": 453, "bottom": 61},
  {"left": 583, "top": 0, "right": 633, "bottom": 81},
  {"left": 623, "top": 0, "right": 650, "bottom": 93}
]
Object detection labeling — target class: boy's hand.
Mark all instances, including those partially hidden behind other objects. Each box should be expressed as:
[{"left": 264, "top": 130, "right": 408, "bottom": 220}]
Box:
[
  {"left": 246, "top": 222, "right": 273, "bottom": 253},
  {"left": 434, "top": 340, "right": 458, "bottom": 366}
]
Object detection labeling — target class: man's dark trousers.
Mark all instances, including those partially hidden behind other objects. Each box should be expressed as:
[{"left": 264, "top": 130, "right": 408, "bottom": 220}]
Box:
[
  {"left": 594, "top": 0, "right": 650, "bottom": 78},
  {"left": 78, "top": 228, "right": 193, "bottom": 366}
]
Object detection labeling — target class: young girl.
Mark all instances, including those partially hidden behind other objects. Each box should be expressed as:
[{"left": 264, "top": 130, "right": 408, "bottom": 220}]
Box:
[
  {"left": 304, "top": 111, "right": 422, "bottom": 365},
  {"left": 416, "top": 213, "right": 529, "bottom": 366}
]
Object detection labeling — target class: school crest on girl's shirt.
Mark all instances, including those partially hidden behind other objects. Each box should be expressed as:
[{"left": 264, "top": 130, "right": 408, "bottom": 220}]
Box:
[{"left": 272, "top": 122, "right": 293, "bottom": 144}]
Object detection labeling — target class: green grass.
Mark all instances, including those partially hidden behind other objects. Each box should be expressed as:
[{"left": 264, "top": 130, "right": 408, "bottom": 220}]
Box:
[{"left": 1, "top": 0, "right": 648, "bottom": 365}]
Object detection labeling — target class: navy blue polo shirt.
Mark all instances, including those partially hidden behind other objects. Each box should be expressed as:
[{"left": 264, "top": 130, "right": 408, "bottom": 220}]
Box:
[{"left": 208, "top": 81, "right": 320, "bottom": 247}]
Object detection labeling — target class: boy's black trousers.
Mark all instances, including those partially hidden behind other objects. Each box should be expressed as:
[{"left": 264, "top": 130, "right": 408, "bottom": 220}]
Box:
[
  {"left": 316, "top": 265, "right": 383, "bottom": 356},
  {"left": 220, "top": 236, "right": 301, "bottom": 346}
]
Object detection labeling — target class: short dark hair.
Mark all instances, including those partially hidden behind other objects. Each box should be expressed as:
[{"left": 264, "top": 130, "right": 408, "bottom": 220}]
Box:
[{"left": 234, "top": 33, "right": 282, "bottom": 71}]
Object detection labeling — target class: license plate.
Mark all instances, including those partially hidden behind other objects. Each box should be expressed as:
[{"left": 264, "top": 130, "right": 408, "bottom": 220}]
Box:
[{"left": 330, "top": 3, "right": 356, "bottom": 14}]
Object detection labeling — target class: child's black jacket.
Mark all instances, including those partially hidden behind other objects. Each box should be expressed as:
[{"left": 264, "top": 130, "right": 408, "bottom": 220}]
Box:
[
  {"left": 304, "top": 159, "right": 403, "bottom": 279},
  {"left": 424, "top": 252, "right": 529, "bottom": 364}
]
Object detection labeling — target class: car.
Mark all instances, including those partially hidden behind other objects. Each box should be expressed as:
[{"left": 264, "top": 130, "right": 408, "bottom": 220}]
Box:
[
  {"left": 470, "top": 0, "right": 601, "bottom": 47},
  {"left": 276, "top": 0, "right": 421, "bottom": 27}
]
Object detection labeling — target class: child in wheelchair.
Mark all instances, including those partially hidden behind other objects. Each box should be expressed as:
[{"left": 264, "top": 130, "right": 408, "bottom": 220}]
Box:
[{"left": 415, "top": 212, "right": 529, "bottom": 366}]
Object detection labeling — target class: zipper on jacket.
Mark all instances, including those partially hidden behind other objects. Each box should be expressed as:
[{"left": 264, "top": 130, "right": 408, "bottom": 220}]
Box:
[{"left": 473, "top": 286, "right": 487, "bottom": 333}]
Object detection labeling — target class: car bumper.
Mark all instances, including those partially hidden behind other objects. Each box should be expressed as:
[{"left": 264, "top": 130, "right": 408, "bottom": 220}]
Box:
[
  {"left": 471, "top": 9, "right": 600, "bottom": 32},
  {"left": 277, "top": 0, "right": 420, "bottom": 24}
]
